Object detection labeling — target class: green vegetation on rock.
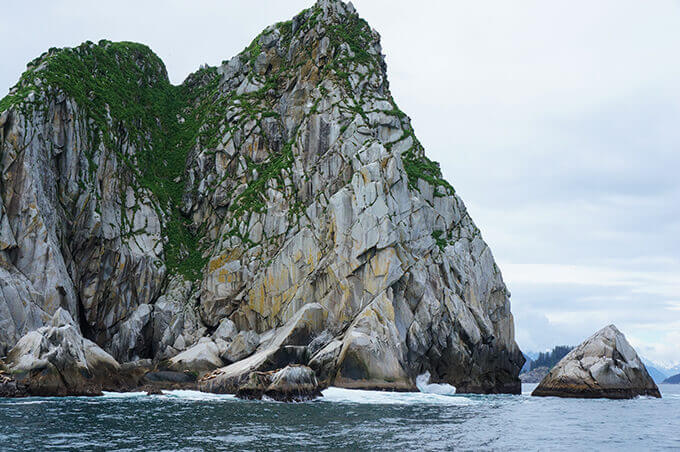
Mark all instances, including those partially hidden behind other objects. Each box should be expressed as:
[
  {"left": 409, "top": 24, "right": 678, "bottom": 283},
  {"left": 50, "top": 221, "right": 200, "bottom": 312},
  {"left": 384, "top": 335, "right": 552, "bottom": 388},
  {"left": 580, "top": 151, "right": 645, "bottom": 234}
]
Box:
[
  {"left": 0, "top": 0, "right": 461, "bottom": 278},
  {"left": 0, "top": 40, "right": 215, "bottom": 280}
]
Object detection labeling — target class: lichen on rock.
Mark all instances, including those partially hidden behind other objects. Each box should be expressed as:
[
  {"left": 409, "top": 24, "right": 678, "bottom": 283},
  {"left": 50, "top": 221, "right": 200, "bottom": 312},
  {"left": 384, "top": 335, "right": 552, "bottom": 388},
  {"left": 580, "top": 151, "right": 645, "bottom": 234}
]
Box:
[{"left": 0, "top": 0, "right": 523, "bottom": 396}]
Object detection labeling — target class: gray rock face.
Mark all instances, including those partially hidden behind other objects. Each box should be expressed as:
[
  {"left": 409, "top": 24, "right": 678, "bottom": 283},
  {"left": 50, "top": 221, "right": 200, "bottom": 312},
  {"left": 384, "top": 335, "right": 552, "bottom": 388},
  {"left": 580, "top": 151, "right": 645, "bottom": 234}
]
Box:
[
  {"left": 0, "top": 49, "right": 166, "bottom": 360},
  {"left": 191, "top": 0, "right": 521, "bottom": 394},
  {"left": 151, "top": 277, "right": 206, "bottom": 360},
  {"left": 222, "top": 330, "right": 260, "bottom": 363},
  {"left": 5, "top": 309, "right": 121, "bottom": 396},
  {"left": 169, "top": 337, "right": 223, "bottom": 375},
  {"left": 235, "top": 365, "right": 322, "bottom": 402},
  {"left": 0, "top": 0, "right": 523, "bottom": 394},
  {"left": 532, "top": 325, "right": 661, "bottom": 399}
]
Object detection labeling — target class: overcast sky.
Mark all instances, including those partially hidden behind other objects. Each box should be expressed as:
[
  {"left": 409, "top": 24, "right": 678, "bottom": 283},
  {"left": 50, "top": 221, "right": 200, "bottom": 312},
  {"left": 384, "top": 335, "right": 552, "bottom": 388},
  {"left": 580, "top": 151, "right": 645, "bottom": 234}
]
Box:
[{"left": 2, "top": 1, "right": 679, "bottom": 367}]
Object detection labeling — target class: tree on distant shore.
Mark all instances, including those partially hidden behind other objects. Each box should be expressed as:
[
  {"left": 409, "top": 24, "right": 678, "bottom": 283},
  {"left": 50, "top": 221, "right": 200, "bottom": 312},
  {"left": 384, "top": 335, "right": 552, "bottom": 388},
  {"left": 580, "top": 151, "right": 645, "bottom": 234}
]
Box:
[{"left": 530, "top": 346, "right": 573, "bottom": 371}]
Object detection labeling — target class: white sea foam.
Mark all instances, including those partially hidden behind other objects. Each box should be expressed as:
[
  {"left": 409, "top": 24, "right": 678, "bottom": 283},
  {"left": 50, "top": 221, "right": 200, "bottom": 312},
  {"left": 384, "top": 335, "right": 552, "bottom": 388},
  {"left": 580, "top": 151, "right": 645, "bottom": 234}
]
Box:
[
  {"left": 161, "top": 390, "right": 236, "bottom": 401},
  {"left": 416, "top": 372, "right": 457, "bottom": 396},
  {"left": 101, "top": 391, "right": 148, "bottom": 398},
  {"left": 320, "top": 387, "right": 473, "bottom": 405},
  {"left": 101, "top": 386, "right": 471, "bottom": 405},
  {"left": 0, "top": 400, "right": 47, "bottom": 405},
  {"left": 102, "top": 390, "right": 236, "bottom": 401}
]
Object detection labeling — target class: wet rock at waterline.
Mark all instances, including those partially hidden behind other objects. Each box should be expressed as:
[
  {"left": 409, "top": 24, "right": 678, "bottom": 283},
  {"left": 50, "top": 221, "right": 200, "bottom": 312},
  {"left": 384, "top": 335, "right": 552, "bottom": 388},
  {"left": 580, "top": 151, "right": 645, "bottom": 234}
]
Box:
[
  {"left": 3, "top": 309, "right": 122, "bottom": 396},
  {"left": 0, "top": 0, "right": 523, "bottom": 396},
  {"left": 235, "top": 365, "right": 322, "bottom": 402},
  {"left": 532, "top": 325, "right": 661, "bottom": 399}
]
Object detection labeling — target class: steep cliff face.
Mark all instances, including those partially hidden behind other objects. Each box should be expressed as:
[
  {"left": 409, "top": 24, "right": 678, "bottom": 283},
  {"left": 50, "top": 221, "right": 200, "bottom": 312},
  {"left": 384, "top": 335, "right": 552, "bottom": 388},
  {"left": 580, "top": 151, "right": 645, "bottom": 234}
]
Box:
[{"left": 0, "top": 0, "right": 523, "bottom": 393}]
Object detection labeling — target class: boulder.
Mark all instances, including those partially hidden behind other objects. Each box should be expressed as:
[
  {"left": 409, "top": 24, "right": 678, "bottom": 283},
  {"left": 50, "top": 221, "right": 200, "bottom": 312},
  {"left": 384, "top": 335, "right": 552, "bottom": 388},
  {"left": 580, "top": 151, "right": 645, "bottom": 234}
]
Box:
[
  {"left": 0, "top": 368, "right": 29, "bottom": 398},
  {"left": 532, "top": 325, "right": 661, "bottom": 399},
  {"left": 199, "top": 303, "right": 326, "bottom": 393},
  {"left": 327, "top": 293, "right": 414, "bottom": 391},
  {"left": 213, "top": 318, "right": 238, "bottom": 342},
  {"left": 234, "top": 371, "right": 273, "bottom": 400},
  {"left": 265, "top": 365, "right": 323, "bottom": 402},
  {"left": 168, "top": 338, "right": 223, "bottom": 375},
  {"left": 222, "top": 330, "right": 260, "bottom": 363},
  {"left": 4, "top": 309, "right": 122, "bottom": 396},
  {"left": 235, "top": 365, "right": 322, "bottom": 402}
]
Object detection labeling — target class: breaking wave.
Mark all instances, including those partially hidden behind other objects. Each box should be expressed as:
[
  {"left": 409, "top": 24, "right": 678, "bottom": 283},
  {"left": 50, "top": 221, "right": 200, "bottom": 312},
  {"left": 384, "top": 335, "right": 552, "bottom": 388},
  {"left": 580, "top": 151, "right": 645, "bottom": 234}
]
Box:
[
  {"left": 320, "top": 387, "right": 472, "bottom": 405},
  {"left": 415, "top": 371, "right": 457, "bottom": 396}
]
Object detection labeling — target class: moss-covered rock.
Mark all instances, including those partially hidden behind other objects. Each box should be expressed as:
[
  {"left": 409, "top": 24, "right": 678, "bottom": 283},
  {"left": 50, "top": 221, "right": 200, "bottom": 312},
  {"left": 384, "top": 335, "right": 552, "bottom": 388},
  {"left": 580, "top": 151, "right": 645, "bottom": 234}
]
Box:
[{"left": 0, "top": 0, "right": 524, "bottom": 395}]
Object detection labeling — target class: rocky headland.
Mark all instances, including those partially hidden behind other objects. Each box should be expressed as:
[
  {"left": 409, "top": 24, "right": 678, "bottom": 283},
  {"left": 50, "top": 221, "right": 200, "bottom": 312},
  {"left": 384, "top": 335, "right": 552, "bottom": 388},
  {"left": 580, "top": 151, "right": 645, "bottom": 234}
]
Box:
[
  {"left": 0, "top": 0, "right": 523, "bottom": 398},
  {"left": 532, "top": 325, "right": 661, "bottom": 399}
]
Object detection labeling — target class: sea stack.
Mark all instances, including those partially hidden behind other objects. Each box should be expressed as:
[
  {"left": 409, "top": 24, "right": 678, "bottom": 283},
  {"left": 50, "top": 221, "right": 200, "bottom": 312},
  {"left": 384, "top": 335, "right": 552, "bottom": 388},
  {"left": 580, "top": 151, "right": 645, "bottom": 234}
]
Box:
[
  {"left": 532, "top": 325, "right": 661, "bottom": 399},
  {"left": 0, "top": 0, "right": 523, "bottom": 396}
]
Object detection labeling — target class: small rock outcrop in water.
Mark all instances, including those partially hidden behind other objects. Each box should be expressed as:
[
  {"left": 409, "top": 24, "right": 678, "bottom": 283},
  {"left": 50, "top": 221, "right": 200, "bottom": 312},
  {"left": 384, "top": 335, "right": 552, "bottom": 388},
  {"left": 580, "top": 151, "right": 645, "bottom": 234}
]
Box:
[
  {"left": 235, "top": 365, "right": 322, "bottom": 402},
  {"left": 0, "top": 0, "right": 523, "bottom": 396},
  {"left": 532, "top": 325, "right": 661, "bottom": 399}
]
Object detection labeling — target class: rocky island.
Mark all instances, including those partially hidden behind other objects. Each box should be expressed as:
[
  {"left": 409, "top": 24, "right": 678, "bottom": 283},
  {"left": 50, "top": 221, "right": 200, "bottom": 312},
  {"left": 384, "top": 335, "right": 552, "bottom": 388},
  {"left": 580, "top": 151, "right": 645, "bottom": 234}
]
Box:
[
  {"left": 0, "top": 0, "right": 524, "bottom": 398},
  {"left": 532, "top": 325, "right": 661, "bottom": 399}
]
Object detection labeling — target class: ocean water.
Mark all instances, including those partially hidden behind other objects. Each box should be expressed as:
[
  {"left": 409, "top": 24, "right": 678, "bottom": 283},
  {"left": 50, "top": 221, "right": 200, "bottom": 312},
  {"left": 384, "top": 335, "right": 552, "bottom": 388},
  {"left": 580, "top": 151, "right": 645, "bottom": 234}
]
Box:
[{"left": 0, "top": 384, "right": 677, "bottom": 451}]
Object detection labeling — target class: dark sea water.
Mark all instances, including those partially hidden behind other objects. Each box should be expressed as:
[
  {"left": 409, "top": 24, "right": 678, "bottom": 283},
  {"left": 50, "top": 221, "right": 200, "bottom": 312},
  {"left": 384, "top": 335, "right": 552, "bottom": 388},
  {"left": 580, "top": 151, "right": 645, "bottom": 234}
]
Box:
[{"left": 0, "top": 384, "right": 677, "bottom": 451}]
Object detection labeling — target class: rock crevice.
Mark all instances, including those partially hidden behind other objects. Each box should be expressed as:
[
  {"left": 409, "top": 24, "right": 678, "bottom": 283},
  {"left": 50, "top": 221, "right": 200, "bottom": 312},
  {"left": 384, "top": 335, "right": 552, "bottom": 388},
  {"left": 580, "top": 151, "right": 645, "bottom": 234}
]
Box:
[{"left": 0, "top": 0, "right": 523, "bottom": 395}]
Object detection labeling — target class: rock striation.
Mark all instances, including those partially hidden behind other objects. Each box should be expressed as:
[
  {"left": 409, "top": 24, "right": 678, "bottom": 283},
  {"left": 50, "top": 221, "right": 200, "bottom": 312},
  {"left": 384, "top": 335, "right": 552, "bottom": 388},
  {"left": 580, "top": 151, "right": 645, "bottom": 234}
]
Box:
[
  {"left": 235, "top": 365, "right": 322, "bottom": 402},
  {"left": 532, "top": 325, "right": 661, "bottom": 399},
  {"left": 0, "top": 0, "right": 523, "bottom": 396},
  {"left": 2, "top": 309, "right": 122, "bottom": 396}
]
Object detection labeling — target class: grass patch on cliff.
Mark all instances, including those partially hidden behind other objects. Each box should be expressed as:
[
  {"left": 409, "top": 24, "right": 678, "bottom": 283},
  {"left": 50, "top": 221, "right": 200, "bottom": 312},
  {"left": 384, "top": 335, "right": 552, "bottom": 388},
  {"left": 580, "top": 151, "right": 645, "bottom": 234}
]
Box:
[
  {"left": 4, "top": 40, "right": 215, "bottom": 280},
  {"left": 431, "top": 230, "right": 448, "bottom": 251},
  {"left": 402, "top": 148, "right": 454, "bottom": 196}
]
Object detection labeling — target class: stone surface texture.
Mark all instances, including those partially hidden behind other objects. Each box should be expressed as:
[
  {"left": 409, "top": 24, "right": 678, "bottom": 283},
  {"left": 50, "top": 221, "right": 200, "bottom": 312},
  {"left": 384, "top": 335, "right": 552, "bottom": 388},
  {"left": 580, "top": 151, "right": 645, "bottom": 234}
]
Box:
[
  {"left": 532, "top": 325, "right": 661, "bottom": 399},
  {"left": 0, "top": 0, "right": 523, "bottom": 395},
  {"left": 235, "top": 365, "right": 322, "bottom": 401},
  {"left": 4, "top": 309, "right": 121, "bottom": 396}
]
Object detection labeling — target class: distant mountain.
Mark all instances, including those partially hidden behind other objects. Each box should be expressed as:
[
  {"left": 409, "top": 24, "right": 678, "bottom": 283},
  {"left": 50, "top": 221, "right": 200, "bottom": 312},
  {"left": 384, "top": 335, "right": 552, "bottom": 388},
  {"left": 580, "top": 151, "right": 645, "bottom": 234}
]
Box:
[
  {"left": 662, "top": 373, "right": 680, "bottom": 384},
  {"left": 643, "top": 364, "right": 670, "bottom": 384},
  {"left": 642, "top": 358, "right": 680, "bottom": 381},
  {"left": 521, "top": 353, "right": 533, "bottom": 373},
  {"left": 664, "top": 365, "right": 680, "bottom": 375}
]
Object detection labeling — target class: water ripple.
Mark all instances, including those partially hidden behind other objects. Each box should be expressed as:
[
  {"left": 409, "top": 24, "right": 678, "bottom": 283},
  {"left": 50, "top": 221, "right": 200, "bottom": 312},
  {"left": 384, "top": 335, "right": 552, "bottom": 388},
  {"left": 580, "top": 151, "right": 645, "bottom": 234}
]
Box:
[{"left": 0, "top": 384, "right": 677, "bottom": 451}]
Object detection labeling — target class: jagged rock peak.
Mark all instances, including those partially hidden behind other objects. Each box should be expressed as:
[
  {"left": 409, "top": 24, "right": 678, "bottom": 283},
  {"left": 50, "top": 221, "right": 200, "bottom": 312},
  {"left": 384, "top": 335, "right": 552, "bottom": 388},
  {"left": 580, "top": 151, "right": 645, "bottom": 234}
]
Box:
[{"left": 0, "top": 0, "right": 524, "bottom": 395}]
